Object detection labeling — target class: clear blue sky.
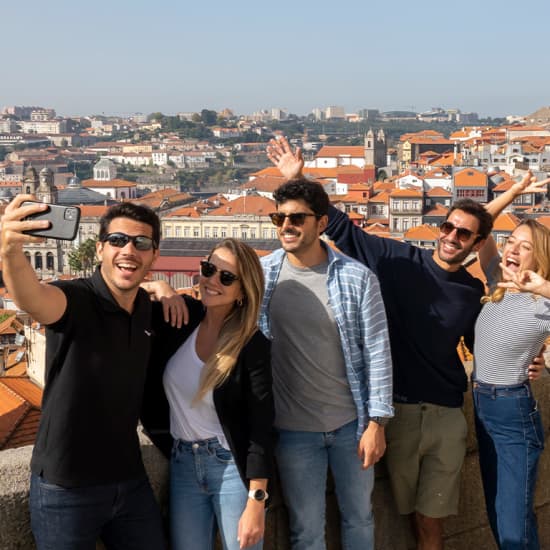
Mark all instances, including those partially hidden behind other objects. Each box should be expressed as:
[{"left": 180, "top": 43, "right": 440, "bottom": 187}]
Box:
[{"left": 3, "top": 0, "right": 549, "bottom": 118}]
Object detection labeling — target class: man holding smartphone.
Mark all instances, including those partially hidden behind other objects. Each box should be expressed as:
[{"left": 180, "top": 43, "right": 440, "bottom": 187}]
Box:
[{"left": 0, "top": 195, "right": 166, "bottom": 550}]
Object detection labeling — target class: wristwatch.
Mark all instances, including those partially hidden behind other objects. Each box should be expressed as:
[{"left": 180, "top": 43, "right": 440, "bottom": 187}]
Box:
[
  {"left": 370, "top": 416, "right": 390, "bottom": 427},
  {"left": 248, "top": 489, "right": 269, "bottom": 502}
]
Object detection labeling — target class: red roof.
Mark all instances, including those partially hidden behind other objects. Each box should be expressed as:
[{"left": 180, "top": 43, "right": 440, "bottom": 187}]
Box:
[
  {"left": 493, "top": 212, "right": 520, "bottom": 231},
  {"left": 454, "top": 169, "right": 487, "bottom": 188},
  {"left": 0, "top": 377, "right": 42, "bottom": 450},
  {"left": 404, "top": 224, "right": 439, "bottom": 241}
]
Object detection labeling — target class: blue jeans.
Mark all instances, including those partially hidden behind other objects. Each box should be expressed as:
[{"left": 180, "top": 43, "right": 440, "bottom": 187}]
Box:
[
  {"left": 29, "top": 474, "right": 165, "bottom": 550},
  {"left": 473, "top": 381, "right": 544, "bottom": 550},
  {"left": 170, "top": 437, "right": 263, "bottom": 550},
  {"left": 276, "top": 420, "right": 374, "bottom": 550}
]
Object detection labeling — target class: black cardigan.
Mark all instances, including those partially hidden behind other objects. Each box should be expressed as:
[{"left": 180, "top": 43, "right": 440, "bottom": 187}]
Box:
[{"left": 141, "top": 295, "right": 276, "bottom": 483}]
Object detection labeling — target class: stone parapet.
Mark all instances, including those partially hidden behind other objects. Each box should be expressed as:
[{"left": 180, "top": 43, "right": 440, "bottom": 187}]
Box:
[{"left": 2, "top": 375, "right": 550, "bottom": 549}]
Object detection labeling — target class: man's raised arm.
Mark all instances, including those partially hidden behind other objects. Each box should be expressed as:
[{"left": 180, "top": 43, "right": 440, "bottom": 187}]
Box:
[
  {"left": 0, "top": 195, "right": 67, "bottom": 325},
  {"left": 485, "top": 171, "right": 550, "bottom": 219}
]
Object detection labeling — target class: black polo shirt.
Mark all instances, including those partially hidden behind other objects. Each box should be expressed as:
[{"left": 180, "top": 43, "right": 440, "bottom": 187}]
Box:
[{"left": 31, "top": 268, "right": 153, "bottom": 488}]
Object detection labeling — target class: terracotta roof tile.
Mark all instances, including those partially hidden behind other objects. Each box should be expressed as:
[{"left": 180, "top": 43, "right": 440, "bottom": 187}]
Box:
[
  {"left": 165, "top": 207, "right": 201, "bottom": 218},
  {"left": 404, "top": 224, "right": 439, "bottom": 241},
  {"left": 493, "top": 212, "right": 520, "bottom": 231},
  {"left": 369, "top": 190, "right": 391, "bottom": 203},
  {"left": 241, "top": 176, "right": 286, "bottom": 192},
  {"left": 0, "top": 377, "right": 42, "bottom": 450},
  {"left": 79, "top": 205, "right": 110, "bottom": 218},
  {"left": 390, "top": 188, "right": 423, "bottom": 197},
  {"left": 208, "top": 196, "right": 276, "bottom": 217},
  {"left": 424, "top": 203, "right": 449, "bottom": 216},
  {"left": 426, "top": 186, "right": 452, "bottom": 197},
  {"left": 316, "top": 146, "right": 365, "bottom": 157},
  {"left": 454, "top": 169, "right": 488, "bottom": 188},
  {"left": 536, "top": 216, "right": 550, "bottom": 229}
]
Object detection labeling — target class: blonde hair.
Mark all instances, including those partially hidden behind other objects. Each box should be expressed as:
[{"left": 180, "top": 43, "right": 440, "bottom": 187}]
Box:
[
  {"left": 482, "top": 219, "right": 550, "bottom": 303},
  {"left": 195, "top": 238, "right": 265, "bottom": 401}
]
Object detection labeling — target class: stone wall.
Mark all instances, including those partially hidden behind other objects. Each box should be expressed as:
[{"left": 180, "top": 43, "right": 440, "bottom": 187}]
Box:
[{"left": 2, "top": 375, "right": 550, "bottom": 549}]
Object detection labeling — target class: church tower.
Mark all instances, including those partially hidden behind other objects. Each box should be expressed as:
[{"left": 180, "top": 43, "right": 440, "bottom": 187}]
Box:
[
  {"left": 364, "top": 128, "right": 387, "bottom": 171},
  {"left": 36, "top": 167, "right": 58, "bottom": 204},
  {"left": 22, "top": 166, "right": 39, "bottom": 195},
  {"left": 364, "top": 129, "right": 375, "bottom": 166}
]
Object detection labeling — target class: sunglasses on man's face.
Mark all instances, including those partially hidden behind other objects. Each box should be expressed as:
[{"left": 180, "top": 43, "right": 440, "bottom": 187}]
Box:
[
  {"left": 439, "top": 221, "right": 478, "bottom": 242},
  {"left": 200, "top": 260, "right": 240, "bottom": 286},
  {"left": 268, "top": 212, "right": 319, "bottom": 227},
  {"left": 101, "top": 232, "right": 156, "bottom": 251}
]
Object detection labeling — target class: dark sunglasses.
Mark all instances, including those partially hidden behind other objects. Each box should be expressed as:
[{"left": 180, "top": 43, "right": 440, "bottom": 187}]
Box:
[
  {"left": 200, "top": 260, "right": 240, "bottom": 286},
  {"left": 269, "top": 212, "right": 319, "bottom": 227},
  {"left": 101, "top": 232, "right": 156, "bottom": 251},
  {"left": 439, "top": 221, "right": 478, "bottom": 242}
]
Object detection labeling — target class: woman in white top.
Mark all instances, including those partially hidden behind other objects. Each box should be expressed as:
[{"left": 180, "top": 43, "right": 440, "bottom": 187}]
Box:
[
  {"left": 143, "top": 239, "right": 275, "bottom": 550},
  {"left": 475, "top": 218, "right": 550, "bottom": 550}
]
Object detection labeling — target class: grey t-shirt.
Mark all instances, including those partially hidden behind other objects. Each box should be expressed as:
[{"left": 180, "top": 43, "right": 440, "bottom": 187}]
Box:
[{"left": 269, "top": 256, "right": 357, "bottom": 432}]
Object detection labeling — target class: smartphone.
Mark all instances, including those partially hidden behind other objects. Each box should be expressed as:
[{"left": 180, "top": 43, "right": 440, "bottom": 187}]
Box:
[{"left": 22, "top": 201, "right": 81, "bottom": 241}]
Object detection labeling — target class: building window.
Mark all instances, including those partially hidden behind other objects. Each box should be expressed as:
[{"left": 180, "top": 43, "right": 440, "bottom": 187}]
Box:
[
  {"left": 250, "top": 229, "right": 256, "bottom": 239},
  {"left": 35, "top": 252, "right": 43, "bottom": 270},
  {"left": 165, "top": 226, "right": 172, "bottom": 237},
  {"left": 263, "top": 228, "right": 270, "bottom": 239},
  {"left": 232, "top": 227, "right": 238, "bottom": 238},
  {"left": 46, "top": 252, "right": 55, "bottom": 270},
  {"left": 175, "top": 226, "right": 181, "bottom": 237},
  {"left": 212, "top": 227, "right": 218, "bottom": 238},
  {"left": 272, "top": 229, "right": 277, "bottom": 239},
  {"left": 193, "top": 227, "right": 199, "bottom": 237},
  {"left": 221, "top": 227, "right": 227, "bottom": 238},
  {"left": 204, "top": 227, "right": 210, "bottom": 238},
  {"left": 184, "top": 227, "right": 190, "bottom": 237}
]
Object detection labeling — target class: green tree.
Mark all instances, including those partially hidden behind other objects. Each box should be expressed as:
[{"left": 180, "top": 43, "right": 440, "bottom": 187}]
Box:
[
  {"left": 68, "top": 238, "right": 97, "bottom": 276},
  {"left": 148, "top": 112, "right": 165, "bottom": 122},
  {"left": 200, "top": 109, "right": 218, "bottom": 126}
]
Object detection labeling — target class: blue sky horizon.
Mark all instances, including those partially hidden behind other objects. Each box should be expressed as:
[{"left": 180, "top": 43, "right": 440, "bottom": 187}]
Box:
[{"left": 3, "top": 0, "right": 549, "bottom": 119}]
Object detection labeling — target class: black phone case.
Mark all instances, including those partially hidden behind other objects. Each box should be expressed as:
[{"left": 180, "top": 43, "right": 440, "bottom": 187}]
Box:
[{"left": 22, "top": 202, "right": 81, "bottom": 241}]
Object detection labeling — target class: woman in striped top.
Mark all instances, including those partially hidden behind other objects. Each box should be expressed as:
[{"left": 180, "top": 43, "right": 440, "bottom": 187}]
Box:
[{"left": 475, "top": 218, "right": 550, "bottom": 550}]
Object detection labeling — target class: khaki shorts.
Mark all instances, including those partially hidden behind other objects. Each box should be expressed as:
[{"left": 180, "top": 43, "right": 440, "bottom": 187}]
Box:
[{"left": 385, "top": 402, "right": 467, "bottom": 518}]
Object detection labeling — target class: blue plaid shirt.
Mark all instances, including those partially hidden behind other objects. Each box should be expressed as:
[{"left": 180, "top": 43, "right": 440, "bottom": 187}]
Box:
[{"left": 259, "top": 245, "right": 394, "bottom": 439}]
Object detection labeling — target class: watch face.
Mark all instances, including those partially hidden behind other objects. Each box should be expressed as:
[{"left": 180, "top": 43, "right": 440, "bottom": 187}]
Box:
[{"left": 253, "top": 489, "right": 266, "bottom": 500}]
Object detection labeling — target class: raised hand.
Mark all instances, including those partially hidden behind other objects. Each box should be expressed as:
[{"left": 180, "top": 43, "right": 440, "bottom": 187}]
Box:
[
  {"left": 497, "top": 262, "right": 550, "bottom": 298},
  {"left": 266, "top": 136, "right": 304, "bottom": 180},
  {"left": 511, "top": 171, "right": 550, "bottom": 195}
]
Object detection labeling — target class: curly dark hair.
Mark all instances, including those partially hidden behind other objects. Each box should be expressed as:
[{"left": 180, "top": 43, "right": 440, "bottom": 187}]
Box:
[{"left": 273, "top": 178, "right": 329, "bottom": 217}]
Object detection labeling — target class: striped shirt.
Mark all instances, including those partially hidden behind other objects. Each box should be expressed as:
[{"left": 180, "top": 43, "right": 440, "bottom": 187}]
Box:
[
  {"left": 474, "top": 258, "right": 550, "bottom": 385},
  {"left": 259, "top": 245, "right": 394, "bottom": 439}
]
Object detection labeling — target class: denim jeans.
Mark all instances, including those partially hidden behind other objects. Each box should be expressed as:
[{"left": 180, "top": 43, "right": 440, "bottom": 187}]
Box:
[
  {"left": 473, "top": 381, "right": 544, "bottom": 550},
  {"left": 276, "top": 419, "right": 374, "bottom": 550},
  {"left": 29, "top": 474, "right": 165, "bottom": 550},
  {"left": 170, "top": 437, "right": 263, "bottom": 550}
]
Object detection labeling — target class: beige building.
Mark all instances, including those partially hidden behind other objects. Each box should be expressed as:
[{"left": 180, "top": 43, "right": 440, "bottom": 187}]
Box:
[{"left": 162, "top": 195, "right": 278, "bottom": 241}]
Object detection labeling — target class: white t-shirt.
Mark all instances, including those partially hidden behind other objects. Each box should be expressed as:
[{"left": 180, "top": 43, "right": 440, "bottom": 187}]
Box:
[{"left": 163, "top": 326, "right": 229, "bottom": 448}]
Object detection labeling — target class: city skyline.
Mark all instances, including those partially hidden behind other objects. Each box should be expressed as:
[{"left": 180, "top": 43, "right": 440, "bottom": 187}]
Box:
[{"left": 3, "top": 0, "right": 549, "bottom": 119}]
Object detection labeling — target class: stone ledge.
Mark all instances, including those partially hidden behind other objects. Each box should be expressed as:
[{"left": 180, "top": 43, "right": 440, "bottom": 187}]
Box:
[{"left": 2, "top": 376, "right": 550, "bottom": 549}]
